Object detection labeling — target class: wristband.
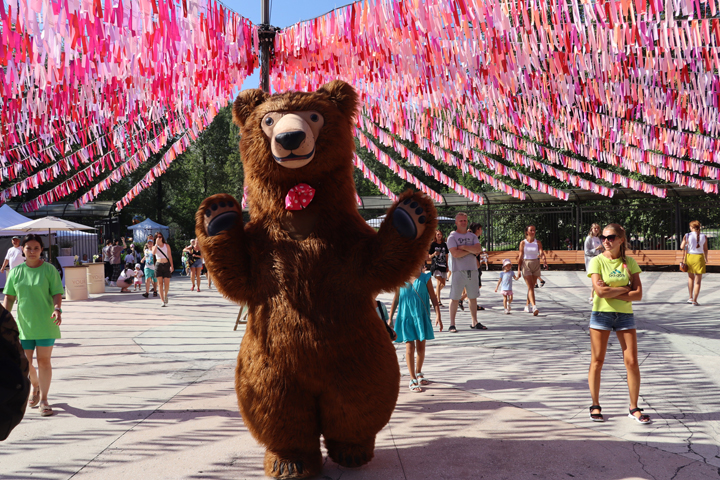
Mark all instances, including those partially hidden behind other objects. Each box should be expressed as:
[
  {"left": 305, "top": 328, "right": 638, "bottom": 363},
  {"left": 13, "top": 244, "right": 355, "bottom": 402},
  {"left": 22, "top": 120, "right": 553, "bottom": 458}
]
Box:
[{"left": 54, "top": 307, "right": 62, "bottom": 313}]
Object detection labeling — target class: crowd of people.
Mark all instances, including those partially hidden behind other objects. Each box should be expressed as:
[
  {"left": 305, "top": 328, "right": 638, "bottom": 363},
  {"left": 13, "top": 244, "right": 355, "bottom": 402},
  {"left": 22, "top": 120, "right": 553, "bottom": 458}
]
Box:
[{"left": 380, "top": 213, "right": 711, "bottom": 424}]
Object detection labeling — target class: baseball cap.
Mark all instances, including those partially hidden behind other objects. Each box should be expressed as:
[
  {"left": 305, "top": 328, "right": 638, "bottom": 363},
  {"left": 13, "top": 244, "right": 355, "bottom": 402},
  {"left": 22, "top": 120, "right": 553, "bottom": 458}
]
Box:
[
  {"left": 502, "top": 259, "right": 511, "bottom": 267},
  {"left": 11, "top": 236, "right": 19, "bottom": 240}
]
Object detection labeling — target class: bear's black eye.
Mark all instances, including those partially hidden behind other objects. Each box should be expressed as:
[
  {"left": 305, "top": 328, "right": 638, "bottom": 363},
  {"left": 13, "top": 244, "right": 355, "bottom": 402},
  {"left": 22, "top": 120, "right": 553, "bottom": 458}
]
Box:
[
  {"left": 264, "top": 117, "right": 274, "bottom": 126},
  {"left": 310, "top": 114, "right": 319, "bottom": 122}
]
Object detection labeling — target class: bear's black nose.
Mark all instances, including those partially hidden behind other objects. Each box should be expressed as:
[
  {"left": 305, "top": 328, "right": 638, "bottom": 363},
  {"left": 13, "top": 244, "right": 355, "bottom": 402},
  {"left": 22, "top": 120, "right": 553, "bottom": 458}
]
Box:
[{"left": 275, "top": 131, "right": 306, "bottom": 151}]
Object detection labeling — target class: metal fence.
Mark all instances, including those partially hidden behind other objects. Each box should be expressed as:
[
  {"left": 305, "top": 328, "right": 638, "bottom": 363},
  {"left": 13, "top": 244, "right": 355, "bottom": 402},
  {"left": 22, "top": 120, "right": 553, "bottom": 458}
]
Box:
[{"left": 437, "top": 199, "right": 720, "bottom": 251}]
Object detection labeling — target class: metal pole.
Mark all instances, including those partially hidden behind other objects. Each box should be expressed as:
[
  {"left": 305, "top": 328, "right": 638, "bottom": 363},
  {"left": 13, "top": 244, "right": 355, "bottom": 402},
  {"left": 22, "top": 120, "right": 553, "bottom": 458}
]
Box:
[{"left": 260, "top": 0, "right": 271, "bottom": 93}]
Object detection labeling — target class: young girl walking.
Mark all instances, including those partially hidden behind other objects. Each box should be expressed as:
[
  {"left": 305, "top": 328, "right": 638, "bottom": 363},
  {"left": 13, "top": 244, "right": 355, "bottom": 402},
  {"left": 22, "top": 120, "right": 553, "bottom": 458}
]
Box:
[
  {"left": 390, "top": 263, "right": 443, "bottom": 393},
  {"left": 494, "top": 259, "right": 520, "bottom": 314},
  {"left": 587, "top": 223, "right": 650, "bottom": 424}
]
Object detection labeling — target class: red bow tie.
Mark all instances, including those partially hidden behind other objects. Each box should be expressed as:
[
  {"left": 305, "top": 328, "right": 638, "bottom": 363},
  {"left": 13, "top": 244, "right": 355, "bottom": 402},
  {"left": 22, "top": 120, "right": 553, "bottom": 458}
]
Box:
[{"left": 285, "top": 183, "right": 315, "bottom": 210}]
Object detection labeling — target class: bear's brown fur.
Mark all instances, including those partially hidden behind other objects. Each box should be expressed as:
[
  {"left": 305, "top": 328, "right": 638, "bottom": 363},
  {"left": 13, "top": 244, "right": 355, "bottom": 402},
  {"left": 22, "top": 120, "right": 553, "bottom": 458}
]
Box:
[{"left": 196, "top": 81, "right": 437, "bottom": 479}]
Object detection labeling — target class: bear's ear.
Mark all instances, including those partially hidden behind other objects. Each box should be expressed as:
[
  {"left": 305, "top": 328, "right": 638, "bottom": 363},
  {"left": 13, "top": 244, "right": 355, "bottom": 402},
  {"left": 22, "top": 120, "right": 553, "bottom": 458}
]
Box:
[
  {"left": 232, "top": 89, "right": 269, "bottom": 128},
  {"left": 316, "top": 81, "right": 359, "bottom": 120}
]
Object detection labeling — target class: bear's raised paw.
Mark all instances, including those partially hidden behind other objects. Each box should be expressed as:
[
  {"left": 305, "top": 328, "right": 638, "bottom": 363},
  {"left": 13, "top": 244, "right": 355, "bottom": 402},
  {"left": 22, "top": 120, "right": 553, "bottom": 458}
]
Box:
[
  {"left": 199, "top": 194, "right": 241, "bottom": 236},
  {"left": 392, "top": 196, "right": 429, "bottom": 239}
]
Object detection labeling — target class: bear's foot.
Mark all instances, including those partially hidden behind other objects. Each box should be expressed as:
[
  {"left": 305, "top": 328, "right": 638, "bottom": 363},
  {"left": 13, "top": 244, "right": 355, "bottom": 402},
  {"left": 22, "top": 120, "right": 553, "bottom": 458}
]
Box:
[
  {"left": 325, "top": 438, "right": 375, "bottom": 468},
  {"left": 264, "top": 449, "right": 321, "bottom": 479},
  {"left": 200, "top": 194, "right": 241, "bottom": 236},
  {"left": 392, "top": 194, "right": 429, "bottom": 239}
]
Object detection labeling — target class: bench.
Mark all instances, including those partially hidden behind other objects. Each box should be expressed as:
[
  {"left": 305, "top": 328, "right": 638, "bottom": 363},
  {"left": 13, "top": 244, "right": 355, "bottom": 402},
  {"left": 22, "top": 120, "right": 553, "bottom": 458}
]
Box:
[{"left": 485, "top": 250, "right": 720, "bottom": 267}]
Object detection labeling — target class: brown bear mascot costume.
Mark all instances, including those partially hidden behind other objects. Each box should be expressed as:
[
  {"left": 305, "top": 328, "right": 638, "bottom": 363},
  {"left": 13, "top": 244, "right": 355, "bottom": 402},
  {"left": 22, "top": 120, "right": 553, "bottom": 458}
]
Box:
[{"left": 196, "top": 80, "right": 437, "bottom": 479}]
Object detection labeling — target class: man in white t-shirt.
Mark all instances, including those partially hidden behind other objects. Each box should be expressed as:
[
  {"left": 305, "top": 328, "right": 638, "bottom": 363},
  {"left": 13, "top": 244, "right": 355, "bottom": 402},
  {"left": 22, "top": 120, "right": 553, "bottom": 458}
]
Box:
[
  {"left": 447, "top": 213, "right": 486, "bottom": 332},
  {"left": 1, "top": 236, "right": 24, "bottom": 273}
]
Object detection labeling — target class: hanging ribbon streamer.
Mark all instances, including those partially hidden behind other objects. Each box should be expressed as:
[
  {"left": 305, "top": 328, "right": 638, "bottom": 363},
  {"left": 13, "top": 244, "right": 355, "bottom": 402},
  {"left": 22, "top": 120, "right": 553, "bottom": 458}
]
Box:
[{"left": 352, "top": 154, "right": 398, "bottom": 201}]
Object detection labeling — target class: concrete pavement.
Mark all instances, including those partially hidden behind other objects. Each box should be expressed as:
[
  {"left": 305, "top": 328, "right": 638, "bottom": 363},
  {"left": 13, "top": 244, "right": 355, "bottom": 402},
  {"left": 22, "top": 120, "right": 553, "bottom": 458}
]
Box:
[{"left": 1, "top": 271, "right": 719, "bottom": 480}]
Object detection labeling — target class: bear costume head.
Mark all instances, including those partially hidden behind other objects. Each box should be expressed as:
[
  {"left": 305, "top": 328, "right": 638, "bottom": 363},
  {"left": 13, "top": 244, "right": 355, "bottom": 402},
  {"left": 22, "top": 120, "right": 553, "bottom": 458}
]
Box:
[{"left": 232, "top": 81, "right": 360, "bottom": 232}]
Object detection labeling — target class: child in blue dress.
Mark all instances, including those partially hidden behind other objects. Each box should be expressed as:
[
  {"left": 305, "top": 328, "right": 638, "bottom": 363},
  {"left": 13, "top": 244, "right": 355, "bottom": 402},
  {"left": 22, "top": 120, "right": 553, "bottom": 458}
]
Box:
[{"left": 390, "top": 264, "right": 443, "bottom": 392}]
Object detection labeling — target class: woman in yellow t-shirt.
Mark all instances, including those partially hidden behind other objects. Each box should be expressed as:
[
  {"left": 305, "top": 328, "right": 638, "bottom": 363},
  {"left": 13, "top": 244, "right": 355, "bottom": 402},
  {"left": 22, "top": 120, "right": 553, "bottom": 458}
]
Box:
[{"left": 586, "top": 224, "right": 650, "bottom": 425}]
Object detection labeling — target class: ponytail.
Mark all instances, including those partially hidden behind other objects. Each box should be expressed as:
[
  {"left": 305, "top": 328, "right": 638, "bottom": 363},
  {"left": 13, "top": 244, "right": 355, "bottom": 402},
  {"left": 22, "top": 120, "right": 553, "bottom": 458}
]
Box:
[{"left": 689, "top": 220, "right": 702, "bottom": 248}]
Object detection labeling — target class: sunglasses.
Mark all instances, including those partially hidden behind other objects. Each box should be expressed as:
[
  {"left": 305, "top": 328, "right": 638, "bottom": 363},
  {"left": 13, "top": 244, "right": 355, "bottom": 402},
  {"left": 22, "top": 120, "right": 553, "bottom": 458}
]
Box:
[{"left": 599, "top": 234, "right": 618, "bottom": 242}]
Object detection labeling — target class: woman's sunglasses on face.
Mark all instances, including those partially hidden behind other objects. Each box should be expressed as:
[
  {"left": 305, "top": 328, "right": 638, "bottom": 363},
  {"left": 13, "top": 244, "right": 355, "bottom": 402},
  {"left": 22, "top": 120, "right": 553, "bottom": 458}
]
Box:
[{"left": 599, "top": 234, "right": 617, "bottom": 242}]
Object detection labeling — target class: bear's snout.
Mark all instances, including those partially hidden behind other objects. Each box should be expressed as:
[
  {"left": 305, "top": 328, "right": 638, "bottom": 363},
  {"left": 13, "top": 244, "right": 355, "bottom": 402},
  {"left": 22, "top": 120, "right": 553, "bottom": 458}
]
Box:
[
  {"left": 262, "top": 111, "right": 324, "bottom": 170},
  {"left": 276, "top": 131, "right": 307, "bottom": 151}
]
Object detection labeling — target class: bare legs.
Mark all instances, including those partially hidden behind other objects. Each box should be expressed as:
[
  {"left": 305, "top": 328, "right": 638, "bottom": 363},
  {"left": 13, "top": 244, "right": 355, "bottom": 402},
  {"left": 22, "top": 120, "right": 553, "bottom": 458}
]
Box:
[
  {"left": 25, "top": 346, "right": 53, "bottom": 407},
  {"left": 158, "top": 277, "right": 171, "bottom": 304},
  {"left": 405, "top": 342, "right": 417, "bottom": 383},
  {"left": 588, "top": 328, "right": 642, "bottom": 418},
  {"left": 468, "top": 298, "right": 478, "bottom": 326},
  {"left": 523, "top": 275, "right": 538, "bottom": 306},
  {"left": 449, "top": 300, "right": 458, "bottom": 328},
  {"left": 191, "top": 267, "right": 202, "bottom": 290},
  {"left": 687, "top": 273, "right": 703, "bottom": 303},
  {"left": 588, "top": 329, "right": 610, "bottom": 414},
  {"left": 405, "top": 340, "right": 427, "bottom": 388},
  {"left": 145, "top": 277, "right": 157, "bottom": 296},
  {"left": 434, "top": 276, "right": 445, "bottom": 305}
]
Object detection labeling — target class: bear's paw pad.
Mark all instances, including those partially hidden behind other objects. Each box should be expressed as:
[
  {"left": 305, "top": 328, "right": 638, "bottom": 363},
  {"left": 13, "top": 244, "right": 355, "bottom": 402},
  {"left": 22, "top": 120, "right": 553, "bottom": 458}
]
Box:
[
  {"left": 392, "top": 198, "right": 427, "bottom": 239},
  {"left": 203, "top": 197, "right": 241, "bottom": 236}
]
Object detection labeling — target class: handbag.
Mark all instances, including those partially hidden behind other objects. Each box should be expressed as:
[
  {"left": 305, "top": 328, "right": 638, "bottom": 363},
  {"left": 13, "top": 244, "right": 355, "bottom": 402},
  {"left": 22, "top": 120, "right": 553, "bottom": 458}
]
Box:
[{"left": 679, "top": 235, "right": 689, "bottom": 272}]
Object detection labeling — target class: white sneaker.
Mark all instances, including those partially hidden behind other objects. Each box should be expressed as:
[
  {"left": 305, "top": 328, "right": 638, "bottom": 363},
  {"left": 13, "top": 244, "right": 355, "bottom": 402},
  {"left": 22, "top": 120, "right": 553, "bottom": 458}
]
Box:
[
  {"left": 532, "top": 306, "right": 539, "bottom": 316},
  {"left": 505, "top": 309, "right": 510, "bottom": 315},
  {"left": 507, "top": 305, "right": 511, "bottom": 312},
  {"left": 162, "top": 302, "right": 167, "bottom": 307},
  {"left": 524, "top": 305, "right": 531, "bottom": 313}
]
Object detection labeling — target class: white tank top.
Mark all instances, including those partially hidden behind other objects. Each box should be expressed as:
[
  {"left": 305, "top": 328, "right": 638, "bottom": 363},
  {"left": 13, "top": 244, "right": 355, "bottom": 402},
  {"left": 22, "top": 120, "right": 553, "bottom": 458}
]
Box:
[
  {"left": 156, "top": 243, "right": 170, "bottom": 262},
  {"left": 523, "top": 239, "right": 539, "bottom": 260},
  {"left": 686, "top": 233, "right": 706, "bottom": 255}
]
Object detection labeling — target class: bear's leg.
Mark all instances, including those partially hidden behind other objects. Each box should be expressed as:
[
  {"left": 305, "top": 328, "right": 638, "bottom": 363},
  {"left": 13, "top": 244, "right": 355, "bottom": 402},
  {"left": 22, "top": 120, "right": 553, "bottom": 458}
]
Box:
[
  {"left": 237, "top": 370, "right": 323, "bottom": 478},
  {"left": 318, "top": 347, "right": 399, "bottom": 469}
]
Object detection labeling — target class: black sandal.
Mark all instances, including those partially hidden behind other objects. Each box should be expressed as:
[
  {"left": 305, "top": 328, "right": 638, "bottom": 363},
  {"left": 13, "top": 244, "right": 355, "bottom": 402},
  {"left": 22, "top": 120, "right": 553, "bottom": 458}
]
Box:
[
  {"left": 589, "top": 405, "right": 604, "bottom": 422},
  {"left": 448, "top": 325, "right": 457, "bottom": 333},
  {"left": 470, "top": 323, "right": 488, "bottom": 330},
  {"left": 628, "top": 408, "right": 651, "bottom": 424}
]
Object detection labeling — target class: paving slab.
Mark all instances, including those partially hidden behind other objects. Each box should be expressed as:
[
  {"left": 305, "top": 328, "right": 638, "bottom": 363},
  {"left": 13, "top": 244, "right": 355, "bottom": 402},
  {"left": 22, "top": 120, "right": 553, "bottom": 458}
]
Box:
[{"left": 1, "top": 271, "right": 719, "bottom": 480}]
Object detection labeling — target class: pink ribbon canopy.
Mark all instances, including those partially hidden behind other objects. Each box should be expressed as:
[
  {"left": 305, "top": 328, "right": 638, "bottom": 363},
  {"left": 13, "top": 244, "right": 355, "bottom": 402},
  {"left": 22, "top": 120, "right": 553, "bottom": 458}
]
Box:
[{"left": 2, "top": 0, "right": 719, "bottom": 214}]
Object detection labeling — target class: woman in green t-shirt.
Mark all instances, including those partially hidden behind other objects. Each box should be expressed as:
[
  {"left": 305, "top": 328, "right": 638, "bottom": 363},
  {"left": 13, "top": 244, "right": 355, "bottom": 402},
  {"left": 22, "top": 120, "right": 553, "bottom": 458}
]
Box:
[
  {"left": 586, "top": 224, "right": 650, "bottom": 424},
  {"left": 2, "top": 234, "right": 64, "bottom": 417}
]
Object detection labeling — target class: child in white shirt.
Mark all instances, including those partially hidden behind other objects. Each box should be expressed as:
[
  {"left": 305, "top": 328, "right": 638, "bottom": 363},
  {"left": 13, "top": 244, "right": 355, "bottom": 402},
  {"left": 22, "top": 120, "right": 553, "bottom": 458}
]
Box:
[{"left": 133, "top": 264, "right": 144, "bottom": 291}]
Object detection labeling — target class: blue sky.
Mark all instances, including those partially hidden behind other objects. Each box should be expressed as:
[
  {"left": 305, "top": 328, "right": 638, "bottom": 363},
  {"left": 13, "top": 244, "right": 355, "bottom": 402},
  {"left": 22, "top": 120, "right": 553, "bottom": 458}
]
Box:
[{"left": 221, "top": 0, "right": 355, "bottom": 90}]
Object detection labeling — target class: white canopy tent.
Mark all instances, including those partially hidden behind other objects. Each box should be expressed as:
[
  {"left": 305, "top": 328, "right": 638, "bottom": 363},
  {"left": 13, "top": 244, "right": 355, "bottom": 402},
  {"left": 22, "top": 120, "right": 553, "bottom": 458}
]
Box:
[{"left": 0, "top": 204, "right": 34, "bottom": 237}]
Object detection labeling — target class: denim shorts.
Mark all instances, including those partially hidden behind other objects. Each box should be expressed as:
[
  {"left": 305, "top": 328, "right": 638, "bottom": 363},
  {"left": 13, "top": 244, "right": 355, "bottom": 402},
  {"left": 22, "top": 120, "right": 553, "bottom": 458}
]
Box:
[{"left": 589, "top": 312, "right": 636, "bottom": 331}]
